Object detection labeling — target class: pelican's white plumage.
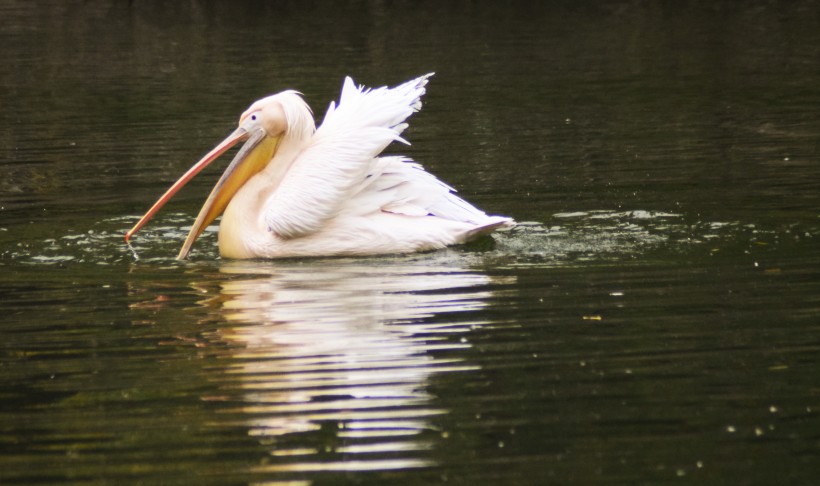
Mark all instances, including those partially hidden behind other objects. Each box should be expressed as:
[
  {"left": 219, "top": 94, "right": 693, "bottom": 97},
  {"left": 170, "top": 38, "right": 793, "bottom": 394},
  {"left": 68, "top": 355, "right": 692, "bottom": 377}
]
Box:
[{"left": 126, "top": 74, "right": 514, "bottom": 259}]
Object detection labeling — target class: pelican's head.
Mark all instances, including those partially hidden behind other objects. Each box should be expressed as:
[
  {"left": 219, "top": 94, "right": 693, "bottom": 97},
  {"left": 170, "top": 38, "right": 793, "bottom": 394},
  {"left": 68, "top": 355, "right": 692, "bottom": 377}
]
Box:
[{"left": 125, "top": 92, "right": 314, "bottom": 259}]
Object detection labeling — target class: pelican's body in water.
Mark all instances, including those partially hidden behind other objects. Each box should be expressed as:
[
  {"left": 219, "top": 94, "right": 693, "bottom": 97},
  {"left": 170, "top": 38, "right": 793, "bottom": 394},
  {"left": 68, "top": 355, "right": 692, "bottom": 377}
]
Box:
[{"left": 126, "top": 74, "right": 514, "bottom": 259}]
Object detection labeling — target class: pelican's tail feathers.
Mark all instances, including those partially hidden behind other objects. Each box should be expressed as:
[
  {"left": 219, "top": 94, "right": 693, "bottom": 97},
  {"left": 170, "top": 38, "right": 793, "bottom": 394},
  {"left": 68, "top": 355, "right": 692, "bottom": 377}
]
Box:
[
  {"left": 463, "top": 216, "right": 516, "bottom": 242},
  {"left": 350, "top": 156, "right": 515, "bottom": 238}
]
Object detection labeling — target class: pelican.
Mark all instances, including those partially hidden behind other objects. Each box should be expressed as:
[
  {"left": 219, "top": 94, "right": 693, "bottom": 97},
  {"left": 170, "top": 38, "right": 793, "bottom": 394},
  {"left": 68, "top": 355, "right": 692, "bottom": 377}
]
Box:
[{"left": 125, "top": 73, "right": 514, "bottom": 259}]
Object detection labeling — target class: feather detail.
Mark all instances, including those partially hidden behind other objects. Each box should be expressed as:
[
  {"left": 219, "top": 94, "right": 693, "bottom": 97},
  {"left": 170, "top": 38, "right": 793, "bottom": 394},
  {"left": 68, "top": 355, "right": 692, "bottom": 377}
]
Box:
[
  {"left": 347, "top": 156, "right": 513, "bottom": 230},
  {"left": 263, "top": 74, "right": 434, "bottom": 239}
]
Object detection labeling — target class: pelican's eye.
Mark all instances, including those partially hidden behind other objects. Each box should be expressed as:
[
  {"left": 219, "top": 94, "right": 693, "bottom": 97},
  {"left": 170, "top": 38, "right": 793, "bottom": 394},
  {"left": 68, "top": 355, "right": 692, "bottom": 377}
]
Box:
[{"left": 240, "top": 111, "right": 262, "bottom": 128}]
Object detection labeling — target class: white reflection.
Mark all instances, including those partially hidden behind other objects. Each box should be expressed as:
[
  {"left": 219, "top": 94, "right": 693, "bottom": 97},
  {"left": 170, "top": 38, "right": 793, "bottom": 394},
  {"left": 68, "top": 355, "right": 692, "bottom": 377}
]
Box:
[{"left": 210, "top": 258, "right": 512, "bottom": 473}]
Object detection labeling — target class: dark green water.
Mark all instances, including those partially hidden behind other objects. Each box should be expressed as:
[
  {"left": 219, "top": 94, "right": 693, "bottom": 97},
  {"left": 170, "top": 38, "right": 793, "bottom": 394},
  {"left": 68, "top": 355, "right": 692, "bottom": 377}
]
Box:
[{"left": 2, "top": 1, "right": 820, "bottom": 484}]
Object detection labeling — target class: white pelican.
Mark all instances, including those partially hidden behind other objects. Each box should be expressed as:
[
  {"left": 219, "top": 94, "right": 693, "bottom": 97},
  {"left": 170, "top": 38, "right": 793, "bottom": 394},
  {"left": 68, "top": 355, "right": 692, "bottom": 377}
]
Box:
[{"left": 125, "top": 74, "right": 514, "bottom": 259}]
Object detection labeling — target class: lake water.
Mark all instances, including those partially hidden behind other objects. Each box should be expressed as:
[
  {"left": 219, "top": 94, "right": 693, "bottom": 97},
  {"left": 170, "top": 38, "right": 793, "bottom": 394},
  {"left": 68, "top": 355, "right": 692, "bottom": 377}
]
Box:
[{"left": 2, "top": 1, "right": 819, "bottom": 484}]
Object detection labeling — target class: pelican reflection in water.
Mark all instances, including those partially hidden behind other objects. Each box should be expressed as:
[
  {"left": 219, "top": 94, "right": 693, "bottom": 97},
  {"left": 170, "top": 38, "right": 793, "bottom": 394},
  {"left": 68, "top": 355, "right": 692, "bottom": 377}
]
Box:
[
  {"left": 126, "top": 74, "right": 513, "bottom": 259},
  {"left": 206, "top": 259, "right": 513, "bottom": 473}
]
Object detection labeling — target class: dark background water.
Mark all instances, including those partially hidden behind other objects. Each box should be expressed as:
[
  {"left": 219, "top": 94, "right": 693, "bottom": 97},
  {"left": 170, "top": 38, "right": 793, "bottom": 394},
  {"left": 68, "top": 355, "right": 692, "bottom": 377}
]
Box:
[{"left": 1, "top": 1, "right": 819, "bottom": 484}]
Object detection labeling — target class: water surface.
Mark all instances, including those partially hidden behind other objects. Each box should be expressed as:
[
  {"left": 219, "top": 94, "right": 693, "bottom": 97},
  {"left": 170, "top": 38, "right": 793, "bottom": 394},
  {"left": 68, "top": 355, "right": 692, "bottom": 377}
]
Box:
[{"left": 2, "top": 1, "right": 820, "bottom": 484}]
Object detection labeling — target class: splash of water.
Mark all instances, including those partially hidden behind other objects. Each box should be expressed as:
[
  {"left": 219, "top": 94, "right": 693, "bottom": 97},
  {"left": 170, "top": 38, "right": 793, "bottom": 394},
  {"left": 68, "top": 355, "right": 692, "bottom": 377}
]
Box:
[{"left": 2, "top": 210, "right": 814, "bottom": 268}]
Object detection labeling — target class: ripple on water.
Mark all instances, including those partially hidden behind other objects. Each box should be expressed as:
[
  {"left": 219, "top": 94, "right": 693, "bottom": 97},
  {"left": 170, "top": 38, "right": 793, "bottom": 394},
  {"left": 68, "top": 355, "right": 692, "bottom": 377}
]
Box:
[
  {"left": 1, "top": 213, "right": 220, "bottom": 266},
  {"left": 3, "top": 209, "right": 815, "bottom": 269},
  {"left": 494, "top": 210, "right": 817, "bottom": 268}
]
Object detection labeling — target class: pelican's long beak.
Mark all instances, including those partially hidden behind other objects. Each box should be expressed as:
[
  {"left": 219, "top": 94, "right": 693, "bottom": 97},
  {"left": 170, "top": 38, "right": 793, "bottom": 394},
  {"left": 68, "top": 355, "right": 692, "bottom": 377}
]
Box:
[{"left": 125, "top": 126, "right": 279, "bottom": 260}]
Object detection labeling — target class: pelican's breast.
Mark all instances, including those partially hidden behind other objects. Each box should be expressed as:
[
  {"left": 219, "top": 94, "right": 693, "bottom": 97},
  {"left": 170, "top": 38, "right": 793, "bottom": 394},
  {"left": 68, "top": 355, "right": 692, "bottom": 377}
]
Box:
[{"left": 218, "top": 173, "right": 272, "bottom": 259}]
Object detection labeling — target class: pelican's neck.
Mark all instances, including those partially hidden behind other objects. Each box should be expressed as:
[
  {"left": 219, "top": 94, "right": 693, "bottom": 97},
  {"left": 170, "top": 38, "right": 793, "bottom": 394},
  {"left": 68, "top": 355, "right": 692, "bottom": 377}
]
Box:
[{"left": 217, "top": 133, "right": 309, "bottom": 258}]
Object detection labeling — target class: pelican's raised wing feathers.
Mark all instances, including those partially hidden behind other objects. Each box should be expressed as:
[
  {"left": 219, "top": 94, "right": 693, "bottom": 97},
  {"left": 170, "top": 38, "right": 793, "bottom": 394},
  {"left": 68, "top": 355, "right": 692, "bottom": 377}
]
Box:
[
  {"left": 323, "top": 74, "right": 431, "bottom": 136},
  {"left": 263, "top": 74, "right": 433, "bottom": 239}
]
